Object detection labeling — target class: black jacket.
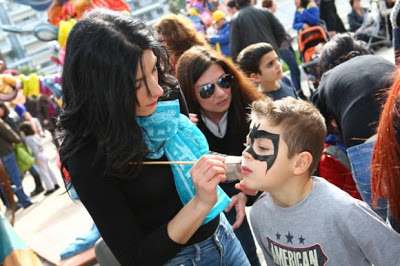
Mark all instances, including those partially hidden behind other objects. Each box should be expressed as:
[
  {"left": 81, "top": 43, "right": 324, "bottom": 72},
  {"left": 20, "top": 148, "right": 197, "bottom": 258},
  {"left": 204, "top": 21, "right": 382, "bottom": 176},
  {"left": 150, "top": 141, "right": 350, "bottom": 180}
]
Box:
[
  {"left": 312, "top": 55, "right": 394, "bottom": 147},
  {"left": 0, "top": 119, "right": 20, "bottom": 157},
  {"left": 230, "top": 4, "right": 286, "bottom": 61}
]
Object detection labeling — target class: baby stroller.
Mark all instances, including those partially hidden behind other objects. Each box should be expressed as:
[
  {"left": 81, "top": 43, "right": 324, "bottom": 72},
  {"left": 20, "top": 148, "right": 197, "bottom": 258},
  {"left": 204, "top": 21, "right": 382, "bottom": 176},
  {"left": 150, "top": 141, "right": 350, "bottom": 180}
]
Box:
[
  {"left": 362, "top": 0, "right": 392, "bottom": 49},
  {"left": 297, "top": 25, "right": 329, "bottom": 96}
]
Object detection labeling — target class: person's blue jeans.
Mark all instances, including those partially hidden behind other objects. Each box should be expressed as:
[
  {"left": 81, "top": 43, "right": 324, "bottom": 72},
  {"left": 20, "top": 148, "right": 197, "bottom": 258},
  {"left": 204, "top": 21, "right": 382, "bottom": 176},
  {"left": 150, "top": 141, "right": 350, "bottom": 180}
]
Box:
[
  {"left": 225, "top": 208, "right": 260, "bottom": 266},
  {"left": 0, "top": 185, "right": 10, "bottom": 208},
  {"left": 278, "top": 46, "right": 301, "bottom": 93},
  {"left": 1, "top": 152, "right": 32, "bottom": 208},
  {"left": 347, "top": 141, "right": 388, "bottom": 220},
  {"left": 164, "top": 214, "right": 250, "bottom": 266},
  {"left": 393, "top": 28, "right": 400, "bottom": 64}
]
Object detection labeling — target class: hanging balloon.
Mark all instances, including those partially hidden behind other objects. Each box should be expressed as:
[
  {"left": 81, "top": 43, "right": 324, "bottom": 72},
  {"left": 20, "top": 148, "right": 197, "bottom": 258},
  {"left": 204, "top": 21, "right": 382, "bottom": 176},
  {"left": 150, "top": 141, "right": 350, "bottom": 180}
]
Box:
[{"left": 58, "top": 19, "right": 76, "bottom": 46}]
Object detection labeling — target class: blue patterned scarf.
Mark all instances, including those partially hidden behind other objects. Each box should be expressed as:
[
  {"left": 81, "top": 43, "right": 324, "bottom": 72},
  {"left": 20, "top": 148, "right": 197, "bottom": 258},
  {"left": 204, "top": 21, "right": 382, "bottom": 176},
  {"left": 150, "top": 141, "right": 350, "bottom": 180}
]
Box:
[{"left": 136, "top": 100, "right": 231, "bottom": 224}]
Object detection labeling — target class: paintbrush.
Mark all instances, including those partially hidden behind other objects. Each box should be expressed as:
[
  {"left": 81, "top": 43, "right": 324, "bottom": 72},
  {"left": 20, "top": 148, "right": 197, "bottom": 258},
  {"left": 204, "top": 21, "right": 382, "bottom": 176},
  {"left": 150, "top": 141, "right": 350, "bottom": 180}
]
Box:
[{"left": 137, "top": 156, "right": 243, "bottom": 181}]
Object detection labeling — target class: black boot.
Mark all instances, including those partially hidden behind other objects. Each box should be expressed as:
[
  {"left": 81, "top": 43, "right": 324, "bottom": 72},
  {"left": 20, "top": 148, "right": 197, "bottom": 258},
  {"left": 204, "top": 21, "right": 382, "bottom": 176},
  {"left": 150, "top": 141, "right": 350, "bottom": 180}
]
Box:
[
  {"left": 29, "top": 167, "right": 44, "bottom": 196},
  {"left": 30, "top": 186, "right": 44, "bottom": 197}
]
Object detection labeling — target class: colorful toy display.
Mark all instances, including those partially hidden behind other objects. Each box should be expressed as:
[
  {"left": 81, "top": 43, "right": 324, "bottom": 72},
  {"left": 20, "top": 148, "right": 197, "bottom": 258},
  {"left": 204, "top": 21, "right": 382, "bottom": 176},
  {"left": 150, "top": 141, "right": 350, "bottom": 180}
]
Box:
[
  {"left": 0, "top": 0, "right": 131, "bottom": 102},
  {"left": 47, "top": 0, "right": 130, "bottom": 26}
]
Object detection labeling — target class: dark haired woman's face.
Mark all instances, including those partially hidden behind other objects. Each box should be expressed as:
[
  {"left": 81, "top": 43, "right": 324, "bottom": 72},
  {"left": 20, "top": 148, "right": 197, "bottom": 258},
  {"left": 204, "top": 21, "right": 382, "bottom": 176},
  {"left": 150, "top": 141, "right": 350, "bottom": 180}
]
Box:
[
  {"left": 352, "top": 0, "right": 361, "bottom": 8},
  {"left": 227, "top": 6, "right": 237, "bottom": 16},
  {"left": 135, "top": 50, "right": 163, "bottom": 117},
  {"left": 194, "top": 63, "right": 232, "bottom": 118}
]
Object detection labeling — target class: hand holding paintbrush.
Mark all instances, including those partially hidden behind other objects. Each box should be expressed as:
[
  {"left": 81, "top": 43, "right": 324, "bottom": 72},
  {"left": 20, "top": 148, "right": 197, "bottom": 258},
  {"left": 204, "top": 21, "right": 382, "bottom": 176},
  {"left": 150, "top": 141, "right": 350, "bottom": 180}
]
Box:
[{"left": 140, "top": 155, "right": 243, "bottom": 182}]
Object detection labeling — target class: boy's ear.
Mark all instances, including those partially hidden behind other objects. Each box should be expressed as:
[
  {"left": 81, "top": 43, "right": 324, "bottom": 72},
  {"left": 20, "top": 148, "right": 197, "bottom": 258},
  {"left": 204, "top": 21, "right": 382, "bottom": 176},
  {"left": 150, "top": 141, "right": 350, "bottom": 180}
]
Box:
[
  {"left": 249, "top": 72, "right": 261, "bottom": 83},
  {"left": 293, "top": 151, "right": 313, "bottom": 176},
  {"left": 330, "top": 119, "right": 338, "bottom": 129}
]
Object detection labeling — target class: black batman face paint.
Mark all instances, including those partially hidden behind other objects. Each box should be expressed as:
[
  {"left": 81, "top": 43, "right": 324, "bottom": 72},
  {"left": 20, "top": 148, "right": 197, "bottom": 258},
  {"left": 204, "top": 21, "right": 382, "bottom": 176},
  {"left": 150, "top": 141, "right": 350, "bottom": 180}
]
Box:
[{"left": 243, "top": 123, "right": 280, "bottom": 170}]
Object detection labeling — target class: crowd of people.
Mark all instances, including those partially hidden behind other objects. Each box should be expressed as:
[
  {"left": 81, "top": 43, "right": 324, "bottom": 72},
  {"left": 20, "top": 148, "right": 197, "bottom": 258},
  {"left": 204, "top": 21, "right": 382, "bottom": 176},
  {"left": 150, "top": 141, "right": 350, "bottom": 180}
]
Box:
[
  {"left": 2, "top": 0, "right": 400, "bottom": 265},
  {"left": 0, "top": 94, "right": 61, "bottom": 210}
]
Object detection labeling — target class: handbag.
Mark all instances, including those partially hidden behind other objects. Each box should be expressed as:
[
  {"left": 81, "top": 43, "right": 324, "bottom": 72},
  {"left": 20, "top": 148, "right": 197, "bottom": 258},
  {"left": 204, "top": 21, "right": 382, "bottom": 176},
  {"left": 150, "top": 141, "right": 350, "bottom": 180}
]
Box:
[
  {"left": 13, "top": 143, "right": 35, "bottom": 174},
  {"left": 0, "top": 161, "right": 15, "bottom": 225}
]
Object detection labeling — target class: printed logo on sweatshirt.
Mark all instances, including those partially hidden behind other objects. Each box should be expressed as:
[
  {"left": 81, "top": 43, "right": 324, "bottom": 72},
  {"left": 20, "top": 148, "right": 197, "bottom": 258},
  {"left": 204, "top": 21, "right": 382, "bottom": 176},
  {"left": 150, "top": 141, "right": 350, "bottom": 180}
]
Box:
[{"left": 267, "top": 236, "right": 328, "bottom": 266}]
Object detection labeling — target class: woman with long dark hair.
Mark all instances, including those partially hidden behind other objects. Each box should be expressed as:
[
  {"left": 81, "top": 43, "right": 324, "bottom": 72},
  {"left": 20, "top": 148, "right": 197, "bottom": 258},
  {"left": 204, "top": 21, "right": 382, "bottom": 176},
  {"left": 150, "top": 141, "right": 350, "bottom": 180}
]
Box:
[
  {"left": 176, "top": 46, "right": 264, "bottom": 266},
  {"left": 58, "top": 9, "right": 250, "bottom": 265}
]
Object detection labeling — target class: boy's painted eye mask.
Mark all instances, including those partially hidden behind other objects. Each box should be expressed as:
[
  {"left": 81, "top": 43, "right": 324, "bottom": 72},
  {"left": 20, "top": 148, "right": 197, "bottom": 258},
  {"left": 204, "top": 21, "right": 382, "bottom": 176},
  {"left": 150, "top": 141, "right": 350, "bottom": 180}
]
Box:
[{"left": 244, "top": 123, "right": 280, "bottom": 170}]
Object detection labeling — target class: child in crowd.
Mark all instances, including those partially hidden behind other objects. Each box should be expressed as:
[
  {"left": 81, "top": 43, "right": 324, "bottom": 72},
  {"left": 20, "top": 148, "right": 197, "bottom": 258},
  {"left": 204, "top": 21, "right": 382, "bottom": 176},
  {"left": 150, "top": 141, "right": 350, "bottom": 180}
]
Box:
[
  {"left": 22, "top": 112, "right": 44, "bottom": 137},
  {"left": 19, "top": 122, "right": 59, "bottom": 196},
  {"left": 237, "top": 42, "right": 298, "bottom": 101},
  {"left": 293, "top": 0, "right": 319, "bottom": 31},
  {"left": 240, "top": 97, "right": 400, "bottom": 265}
]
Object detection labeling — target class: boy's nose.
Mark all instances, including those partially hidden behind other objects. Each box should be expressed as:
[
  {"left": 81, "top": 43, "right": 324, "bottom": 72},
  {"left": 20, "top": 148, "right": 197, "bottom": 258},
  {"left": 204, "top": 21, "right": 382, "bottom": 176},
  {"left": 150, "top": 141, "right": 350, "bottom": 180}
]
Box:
[{"left": 242, "top": 149, "right": 252, "bottom": 160}]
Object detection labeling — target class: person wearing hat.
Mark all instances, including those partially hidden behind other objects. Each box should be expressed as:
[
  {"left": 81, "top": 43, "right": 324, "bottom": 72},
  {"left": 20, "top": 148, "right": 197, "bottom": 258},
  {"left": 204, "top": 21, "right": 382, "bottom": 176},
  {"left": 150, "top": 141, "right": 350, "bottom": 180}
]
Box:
[
  {"left": 206, "top": 10, "right": 231, "bottom": 56},
  {"left": 187, "top": 7, "right": 205, "bottom": 32}
]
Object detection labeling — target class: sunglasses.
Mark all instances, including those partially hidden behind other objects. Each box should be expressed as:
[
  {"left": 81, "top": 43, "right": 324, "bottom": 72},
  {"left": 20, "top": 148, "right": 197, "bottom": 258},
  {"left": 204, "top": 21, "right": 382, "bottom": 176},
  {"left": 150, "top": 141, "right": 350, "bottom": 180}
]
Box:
[{"left": 198, "top": 74, "right": 233, "bottom": 99}]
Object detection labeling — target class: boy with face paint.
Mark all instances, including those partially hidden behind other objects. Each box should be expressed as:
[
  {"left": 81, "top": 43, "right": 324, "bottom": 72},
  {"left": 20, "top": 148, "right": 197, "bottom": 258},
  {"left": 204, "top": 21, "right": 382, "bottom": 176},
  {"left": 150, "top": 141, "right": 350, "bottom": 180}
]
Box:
[{"left": 240, "top": 97, "right": 400, "bottom": 265}]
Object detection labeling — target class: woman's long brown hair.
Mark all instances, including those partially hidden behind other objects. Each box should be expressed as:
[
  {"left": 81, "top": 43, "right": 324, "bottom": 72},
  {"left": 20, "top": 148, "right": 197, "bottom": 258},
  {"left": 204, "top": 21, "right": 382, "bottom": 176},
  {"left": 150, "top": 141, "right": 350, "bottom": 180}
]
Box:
[
  {"left": 176, "top": 46, "right": 264, "bottom": 142},
  {"left": 153, "top": 14, "right": 208, "bottom": 65},
  {"left": 372, "top": 68, "right": 400, "bottom": 221}
]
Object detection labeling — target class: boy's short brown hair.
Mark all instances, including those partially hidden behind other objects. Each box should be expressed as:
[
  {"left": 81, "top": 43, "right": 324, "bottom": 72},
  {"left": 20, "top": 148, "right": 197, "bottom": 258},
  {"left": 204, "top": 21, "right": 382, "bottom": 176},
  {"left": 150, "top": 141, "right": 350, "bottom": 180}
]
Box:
[
  {"left": 250, "top": 97, "right": 327, "bottom": 173},
  {"left": 236, "top": 42, "right": 274, "bottom": 76}
]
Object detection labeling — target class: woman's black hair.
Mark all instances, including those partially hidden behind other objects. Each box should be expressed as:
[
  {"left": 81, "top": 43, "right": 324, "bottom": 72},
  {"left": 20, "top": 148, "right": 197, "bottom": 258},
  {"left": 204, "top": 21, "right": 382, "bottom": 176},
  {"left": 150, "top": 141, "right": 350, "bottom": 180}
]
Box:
[
  {"left": 20, "top": 121, "right": 35, "bottom": 136},
  {"left": 0, "top": 102, "right": 10, "bottom": 118},
  {"left": 300, "top": 0, "right": 310, "bottom": 8},
  {"left": 318, "top": 33, "right": 371, "bottom": 78},
  {"left": 227, "top": 0, "right": 238, "bottom": 8},
  {"left": 235, "top": 0, "right": 250, "bottom": 8},
  {"left": 58, "top": 8, "right": 173, "bottom": 179}
]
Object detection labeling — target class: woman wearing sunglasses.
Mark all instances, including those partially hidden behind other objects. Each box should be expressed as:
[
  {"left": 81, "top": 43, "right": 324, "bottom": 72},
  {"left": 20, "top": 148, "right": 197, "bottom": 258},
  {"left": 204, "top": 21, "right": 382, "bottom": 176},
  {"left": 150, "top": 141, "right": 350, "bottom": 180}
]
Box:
[{"left": 176, "top": 46, "right": 265, "bottom": 266}]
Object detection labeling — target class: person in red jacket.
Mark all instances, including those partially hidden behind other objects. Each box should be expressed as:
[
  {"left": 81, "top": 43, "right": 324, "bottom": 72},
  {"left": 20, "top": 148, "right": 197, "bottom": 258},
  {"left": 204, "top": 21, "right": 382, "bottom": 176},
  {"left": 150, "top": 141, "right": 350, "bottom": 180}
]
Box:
[{"left": 318, "top": 134, "right": 362, "bottom": 200}]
